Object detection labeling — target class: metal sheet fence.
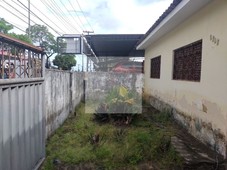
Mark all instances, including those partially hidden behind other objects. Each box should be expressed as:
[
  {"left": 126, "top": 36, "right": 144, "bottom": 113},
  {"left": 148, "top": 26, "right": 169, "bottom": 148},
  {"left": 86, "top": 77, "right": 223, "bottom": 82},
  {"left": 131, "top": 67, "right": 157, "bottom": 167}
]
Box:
[{"left": 0, "top": 79, "right": 45, "bottom": 170}]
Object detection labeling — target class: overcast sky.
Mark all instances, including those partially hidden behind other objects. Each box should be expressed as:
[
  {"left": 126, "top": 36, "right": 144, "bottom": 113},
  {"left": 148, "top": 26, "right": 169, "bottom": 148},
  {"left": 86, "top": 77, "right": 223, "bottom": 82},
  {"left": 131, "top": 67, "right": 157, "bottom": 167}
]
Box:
[{"left": 1, "top": 0, "right": 172, "bottom": 36}]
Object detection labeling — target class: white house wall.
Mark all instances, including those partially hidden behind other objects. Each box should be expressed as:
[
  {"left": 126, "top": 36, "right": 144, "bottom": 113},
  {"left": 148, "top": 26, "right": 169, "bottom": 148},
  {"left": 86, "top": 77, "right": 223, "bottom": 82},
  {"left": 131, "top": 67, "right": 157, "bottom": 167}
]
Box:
[{"left": 144, "top": 0, "right": 227, "bottom": 157}]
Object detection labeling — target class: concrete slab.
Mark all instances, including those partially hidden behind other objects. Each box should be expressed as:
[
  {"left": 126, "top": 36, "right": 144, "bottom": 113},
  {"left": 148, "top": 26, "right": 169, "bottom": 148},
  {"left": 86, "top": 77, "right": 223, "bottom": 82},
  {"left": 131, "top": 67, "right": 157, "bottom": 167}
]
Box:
[{"left": 171, "top": 125, "right": 226, "bottom": 169}]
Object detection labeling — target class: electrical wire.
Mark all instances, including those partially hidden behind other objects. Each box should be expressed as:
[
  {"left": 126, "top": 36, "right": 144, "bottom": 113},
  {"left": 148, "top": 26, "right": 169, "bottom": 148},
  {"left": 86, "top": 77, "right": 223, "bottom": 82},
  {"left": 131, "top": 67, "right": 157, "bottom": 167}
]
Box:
[
  {"left": 41, "top": 0, "right": 74, "bottom": 32},
  {"left": 63, "top": 0, "right": 85, "bottom": 31},
  {"left": 48, "top": 0, "right": 78, "bottom": 32},
  {"left": 5, "top": 20, "right": 27, "bottom": 33},
  {"left": 1, "top": 0, "right": 93, "bottom": 36},
  {"left": 40, "top": 0, "right": 76, "bottom": 33},
  {"left": 17, "top": 0, "right": 62, "bottom": 36},
  {"left": 29, "top": 0, "right": 66, "bottom": 34},
  {"left": 42, "top": 0, "right": 80, "bottom": 33},
  {"left": 2, "top": 0, "right": 36, "bottom": 26},
  {"left": 14, "top": 0, "right": 63, "bottom": 35},
  {"left": 74, "top": 0, "right": 94, "bottom": 32},
  {"left": 0, "top": 4, "right": 28, "bottom": 25}
]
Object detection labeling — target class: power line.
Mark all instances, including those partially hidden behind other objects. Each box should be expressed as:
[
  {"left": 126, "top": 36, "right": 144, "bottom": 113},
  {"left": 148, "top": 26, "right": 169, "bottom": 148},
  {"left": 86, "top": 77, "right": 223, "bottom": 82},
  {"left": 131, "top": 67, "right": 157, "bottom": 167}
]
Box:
[
  {"left": 29, "top": 0, "right": 66, "bottom": 34},
  {"left": 74, "top": 0, "right": 94, "bottom": 32},
  {"left": 5, "top": 20, "right": 27, "bottom": 33},
  {"left": 41, "top": 0, "right": 76, "bottom": 33},
  {"left": 2, "top": 0, "right": 36, "bottom": 26},
  {"left": 0, "top": 4, "right": 28, "bottom": 25},
  {"left": 43, "top": 0, "right": 80, "bottom": 33},
  {"left": 17, "top": 0, "right": 62, "bottom": 36},
  {"left": 63, "top": 0, "right": 85, "bottom": 31},
  {"left": 1, "top": 0, "right": 93, "bottom": 36},
  {"left": 48, "top": 0, "right": 78, "bottom": 32},
  {"left": 39, "top": 0, "right": 69, "bottom": 33},
  {"left": 13, "top": 0, "right": 62, "bottom": 35}
]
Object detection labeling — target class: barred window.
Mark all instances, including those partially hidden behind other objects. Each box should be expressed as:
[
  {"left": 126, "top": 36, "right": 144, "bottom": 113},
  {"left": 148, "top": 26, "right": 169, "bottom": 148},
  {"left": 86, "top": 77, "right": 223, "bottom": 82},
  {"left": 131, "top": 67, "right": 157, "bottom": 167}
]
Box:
[
  {"left": 173, "top": 40, "right": 202, "bottom": 82},
  {"left": 150, "top": 56, "right": 161, "bottom": 79}
]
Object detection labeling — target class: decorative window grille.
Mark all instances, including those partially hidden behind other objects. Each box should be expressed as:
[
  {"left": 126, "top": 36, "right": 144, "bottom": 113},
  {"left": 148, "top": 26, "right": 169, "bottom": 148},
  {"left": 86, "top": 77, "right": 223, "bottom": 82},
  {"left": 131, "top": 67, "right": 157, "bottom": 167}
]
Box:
[
  {"left": 173, "top": 40, "right": 202, "bottom": 82},
  {"left": 150, "top": 56, "right": 161, "bottom": 79}
]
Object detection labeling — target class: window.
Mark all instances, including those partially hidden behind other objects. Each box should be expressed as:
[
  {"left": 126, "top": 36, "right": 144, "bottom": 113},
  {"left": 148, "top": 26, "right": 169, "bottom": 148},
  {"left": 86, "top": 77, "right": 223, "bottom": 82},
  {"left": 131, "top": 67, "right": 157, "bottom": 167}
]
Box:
[
  {"left": 173, "top": 40, "right": 202, "bottom": 82},
  {"left": 150, "top": 56, "right": 161, "bottom": 79}
]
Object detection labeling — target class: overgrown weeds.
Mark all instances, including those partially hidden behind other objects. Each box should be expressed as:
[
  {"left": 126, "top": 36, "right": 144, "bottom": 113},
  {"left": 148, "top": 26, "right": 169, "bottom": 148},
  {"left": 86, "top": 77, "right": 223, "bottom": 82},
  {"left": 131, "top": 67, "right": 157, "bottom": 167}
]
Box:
[{"left": 41, "top": 103, "right": 183, "bottom": 170}]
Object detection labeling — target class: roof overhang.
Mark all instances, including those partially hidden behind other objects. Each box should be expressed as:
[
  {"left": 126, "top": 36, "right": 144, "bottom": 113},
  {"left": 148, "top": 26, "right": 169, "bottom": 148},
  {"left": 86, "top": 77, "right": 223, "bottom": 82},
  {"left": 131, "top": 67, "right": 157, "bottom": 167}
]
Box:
[
  {"left": 0, "top": 33, "right": 44, "bottom": 54},
  {"left": 85, "top": 34, "right": 145, "bottom": 57},
  {"left": 137, "top": 0, "right": 212, "bottom": 50}
]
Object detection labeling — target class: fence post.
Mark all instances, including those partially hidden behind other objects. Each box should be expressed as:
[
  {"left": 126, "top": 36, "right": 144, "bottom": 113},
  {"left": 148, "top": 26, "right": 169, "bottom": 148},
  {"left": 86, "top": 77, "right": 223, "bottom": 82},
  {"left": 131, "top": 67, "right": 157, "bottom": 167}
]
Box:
[{"left": 69, "top": 72, "right": 73, "bottom": 114}]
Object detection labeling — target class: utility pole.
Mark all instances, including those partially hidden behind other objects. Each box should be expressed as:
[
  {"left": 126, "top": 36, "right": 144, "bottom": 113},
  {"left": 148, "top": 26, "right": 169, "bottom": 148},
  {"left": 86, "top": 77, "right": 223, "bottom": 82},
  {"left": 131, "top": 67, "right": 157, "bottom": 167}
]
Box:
[{"left": 83, "top": 30, "right": 94, "bottom": 35}]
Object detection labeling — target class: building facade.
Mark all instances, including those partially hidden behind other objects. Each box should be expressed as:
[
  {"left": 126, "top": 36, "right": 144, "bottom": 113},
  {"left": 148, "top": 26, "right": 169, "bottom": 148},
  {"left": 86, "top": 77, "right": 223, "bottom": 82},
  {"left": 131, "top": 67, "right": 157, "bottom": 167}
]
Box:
[{"left": 137, "top": 0, "right": 227, "bottom": 157}]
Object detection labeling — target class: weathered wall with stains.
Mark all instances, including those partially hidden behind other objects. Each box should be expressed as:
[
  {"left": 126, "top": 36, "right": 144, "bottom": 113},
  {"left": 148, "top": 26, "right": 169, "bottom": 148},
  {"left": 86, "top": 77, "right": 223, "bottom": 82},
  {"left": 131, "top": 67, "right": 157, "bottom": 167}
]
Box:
[
  {"left": 143, "top": 0, "right": 227, "bottom": 157},
  {"left": 84, "top": 72, "right": 143, "bottom": 113},
  {"left": 71, "top": 72, "right": 84, "bottom": 110},
  {"left": 45, "top": 70, "right": 84, "bottom": 138},
  {"left": 85, "top": 72, "right": 143, "bottom": 101},
  {"left": 45, "top": 71, "right": 143, "bottom": 137}
]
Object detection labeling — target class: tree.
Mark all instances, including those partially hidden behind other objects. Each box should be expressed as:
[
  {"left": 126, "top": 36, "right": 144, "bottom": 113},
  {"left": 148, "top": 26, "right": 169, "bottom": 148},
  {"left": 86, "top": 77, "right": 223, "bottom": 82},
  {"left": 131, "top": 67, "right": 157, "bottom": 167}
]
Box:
[
  {"left": 53, "top": 54, "right": 76, "bottom": 70},
  {"left": 0, "top": 18, "right": 32, "bottom": 44},
  {"left": 0, "top": 18, "right": 13, "bottom": 34},
  {"left": 9, "top": 33, "right": 32, "bottom": 44},
  {"left": 27, "top": 24, "right": 56, "bottom": 52},
  {"left": 26, "top": 24, "right": 57, "bottom": 67}
]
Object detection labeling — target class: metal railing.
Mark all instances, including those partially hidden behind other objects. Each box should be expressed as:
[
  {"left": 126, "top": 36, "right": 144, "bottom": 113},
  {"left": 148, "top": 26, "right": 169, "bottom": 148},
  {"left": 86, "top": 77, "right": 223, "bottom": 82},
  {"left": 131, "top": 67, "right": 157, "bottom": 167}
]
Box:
[{"left": 0, "top": 33, "right": 45, "bottom": 79}]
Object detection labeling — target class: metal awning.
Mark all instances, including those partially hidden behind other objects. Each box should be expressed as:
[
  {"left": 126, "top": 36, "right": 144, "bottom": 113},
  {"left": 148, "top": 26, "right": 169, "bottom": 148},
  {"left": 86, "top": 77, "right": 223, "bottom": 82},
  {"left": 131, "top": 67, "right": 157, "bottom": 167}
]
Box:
[{"left": 85, "top": 34, "right": 145, "bottom": 57}]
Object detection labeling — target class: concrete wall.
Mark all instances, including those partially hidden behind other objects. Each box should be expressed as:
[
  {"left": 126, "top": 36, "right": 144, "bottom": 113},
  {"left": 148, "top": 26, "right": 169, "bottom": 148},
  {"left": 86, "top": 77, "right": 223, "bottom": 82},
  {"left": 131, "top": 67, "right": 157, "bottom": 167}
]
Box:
[
  {"left": 45, "top": 70, "right": 84, "bottom": 138},
  {"left": 71, "top": 71, "right": 84, "bottom": 110},
  {"left": 45, "top": 71, "right": 143, "bottom": 136},
  {"left": 143, "top": 0, "right": 227, "bottom": 157},
  {"left": 85, "top": 72, "right": 143, "bottom": 101}
]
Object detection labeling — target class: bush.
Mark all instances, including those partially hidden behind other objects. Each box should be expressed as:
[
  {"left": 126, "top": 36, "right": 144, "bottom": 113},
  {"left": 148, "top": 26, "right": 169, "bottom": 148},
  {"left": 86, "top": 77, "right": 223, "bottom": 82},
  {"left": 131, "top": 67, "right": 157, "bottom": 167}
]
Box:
[{"left": 94, "top": 86, "right": 141, "bottom": 125}]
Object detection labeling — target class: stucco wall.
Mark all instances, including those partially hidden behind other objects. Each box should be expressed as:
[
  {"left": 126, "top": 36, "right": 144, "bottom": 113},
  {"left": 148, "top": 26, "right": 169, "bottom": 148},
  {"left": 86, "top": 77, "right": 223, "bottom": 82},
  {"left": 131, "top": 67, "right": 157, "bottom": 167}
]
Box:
[
  {"left": 71, "top": 72, "right": 84, "bottom": 110},
  {"left": 45, "top": 70, "right": 84, "bottom": 138},
  {"left": 85, "top": 72, "right": 143, "bottom": 101},
  {"left": 45, "top": 71, "right": 143, "bottom": 137},
  {"left": 84, "top": 72, "right": 143, "bottom": 114},
  {"left": 144, "top": 0, "right": 227, "bottom": 157}
]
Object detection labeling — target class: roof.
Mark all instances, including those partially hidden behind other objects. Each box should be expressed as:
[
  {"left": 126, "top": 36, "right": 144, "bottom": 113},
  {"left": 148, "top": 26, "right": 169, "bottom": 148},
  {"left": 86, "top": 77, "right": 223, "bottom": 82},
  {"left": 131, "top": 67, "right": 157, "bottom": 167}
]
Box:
[
  {"left": 137, "top": 0, "right": 212, "bottom": 50},
  {"left": 0, "top": 33, "right": 44, "bottom": 54},
  {"left": 85, "top": 34, "right": 145, "bottom": 57}
]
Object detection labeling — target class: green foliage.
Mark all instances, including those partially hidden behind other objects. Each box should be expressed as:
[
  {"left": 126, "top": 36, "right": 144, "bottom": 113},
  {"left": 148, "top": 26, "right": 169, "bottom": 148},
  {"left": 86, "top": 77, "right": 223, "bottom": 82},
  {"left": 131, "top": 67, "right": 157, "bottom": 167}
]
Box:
[
  {"left": 42, "top": 103, "right": 183, "bottom": 170},
  {"left": 27, "top": 24, "right": 57, "bottom": 55},
  {"left": 107, "top": 86, "right": 141, "bottom": 113},
  {"left": 53, "top": 54, "right": 76, "bottom": 70},
  {"left": 0, "top": 18, "right": 32, "bottom": 44},
  {"left": 8, "top": 33, "right": 32, "bottom": 44},
  {"left": 94, "top": 86, "right": 141, "bottom": 124},
  {"left": 113, "top": 128, "right": 127, "bottom": 142},
  {"left": 0, "top": 18, "right": 13, "bottom": 34},
  {"left": 152, "top": 110, "right": 172, "bottom": 124}
]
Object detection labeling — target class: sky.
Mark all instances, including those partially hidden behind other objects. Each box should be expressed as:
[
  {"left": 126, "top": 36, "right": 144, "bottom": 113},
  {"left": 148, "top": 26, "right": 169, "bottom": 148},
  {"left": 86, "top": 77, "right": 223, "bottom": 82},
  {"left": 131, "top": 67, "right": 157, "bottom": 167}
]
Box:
[
  {"left": 1, "top": 0, "right": 172, "bottom": 36},
  {"left": 1, "top": 0, "right": 172, "bottom": 71}
]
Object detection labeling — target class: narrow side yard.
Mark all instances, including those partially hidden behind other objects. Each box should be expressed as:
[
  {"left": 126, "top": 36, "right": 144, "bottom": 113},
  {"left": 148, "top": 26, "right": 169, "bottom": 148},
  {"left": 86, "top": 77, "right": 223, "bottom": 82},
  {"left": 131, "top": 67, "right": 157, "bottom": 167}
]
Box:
[{"left": 41, "top": 103, "right": 183, "bottom": 170}]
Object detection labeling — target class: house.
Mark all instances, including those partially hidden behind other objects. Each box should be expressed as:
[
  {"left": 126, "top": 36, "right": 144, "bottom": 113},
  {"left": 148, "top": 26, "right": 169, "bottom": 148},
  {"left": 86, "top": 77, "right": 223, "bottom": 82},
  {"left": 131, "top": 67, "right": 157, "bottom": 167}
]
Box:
[{"left": 137, "top": 0, "right": 227, "bottom": 158}]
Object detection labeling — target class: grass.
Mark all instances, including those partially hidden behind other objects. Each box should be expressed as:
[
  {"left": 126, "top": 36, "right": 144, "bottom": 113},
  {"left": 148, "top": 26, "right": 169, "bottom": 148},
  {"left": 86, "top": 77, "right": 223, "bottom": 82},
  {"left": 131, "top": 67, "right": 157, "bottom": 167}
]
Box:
[{"left": 41, "top": 103, "right": 183, "bottom": 170}]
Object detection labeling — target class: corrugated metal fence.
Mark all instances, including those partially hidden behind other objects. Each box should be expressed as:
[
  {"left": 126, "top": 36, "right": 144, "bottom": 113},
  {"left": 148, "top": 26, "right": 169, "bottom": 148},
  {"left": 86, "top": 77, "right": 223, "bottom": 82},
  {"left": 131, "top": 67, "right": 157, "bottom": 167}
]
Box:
[{"left": 0, "top": 79, "right": 45, "bottom": 170}]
